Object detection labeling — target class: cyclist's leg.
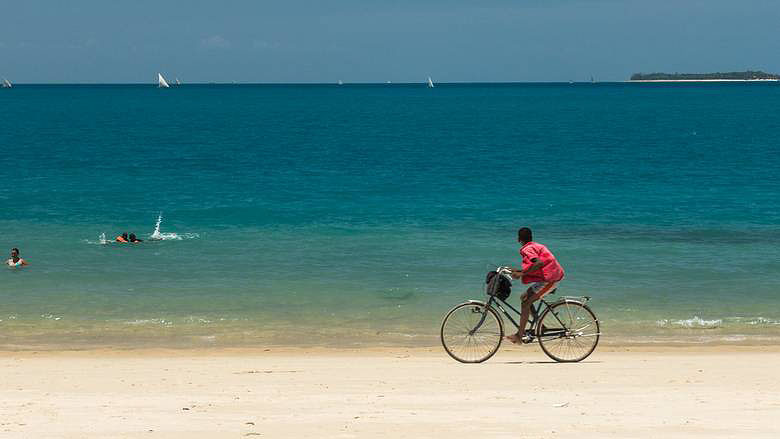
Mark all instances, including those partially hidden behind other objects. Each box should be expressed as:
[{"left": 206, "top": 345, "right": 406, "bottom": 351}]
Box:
[
  {"left": 518, "top": 285, "right": 545, "bottom": 336},
  {"left": 506, "top": 286, "right": 535, "bottom": 343},
  {"left": 518, "top": 286, "right": 537, "bottom": 332},
  {"left": 508, "top": 282, "right": 558, "bottom": 343}
]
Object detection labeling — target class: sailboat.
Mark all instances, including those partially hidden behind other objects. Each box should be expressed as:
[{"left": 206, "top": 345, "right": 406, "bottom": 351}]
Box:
[
  {"left": 427, "top": 76, "right": 434, "bottom": 88},
  {"left": 157, "top": 73, "right": 170, "bottom": 88},
  {"left": 1, "top": 78, "right": 11, "bottom": 88},
  {"left": 175, "top": 78, "right": 181, "bottom": 86}
]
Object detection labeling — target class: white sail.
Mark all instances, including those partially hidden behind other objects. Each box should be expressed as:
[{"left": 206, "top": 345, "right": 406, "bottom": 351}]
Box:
[
  {"left": 157, "top": 73, "right": 170, "bottom": 88},
  {"left": 427, "top": 76, "right": 434, "bottom": 88},
  {"left": 1, "top": 78, "right": 11, "bottom": 88},
  {"left": 175, "top": 78, "right": 181, "bottom": 86}
]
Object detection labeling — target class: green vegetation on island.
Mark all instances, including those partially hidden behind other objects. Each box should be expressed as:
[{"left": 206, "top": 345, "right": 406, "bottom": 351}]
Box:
[{"left": 630, "top": 70, "right": 780, "bottom": 81}]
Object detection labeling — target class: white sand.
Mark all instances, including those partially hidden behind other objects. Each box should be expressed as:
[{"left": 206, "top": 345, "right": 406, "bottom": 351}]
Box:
[{"left": 1, "top": 345, "right": 779, "bottom": 438}]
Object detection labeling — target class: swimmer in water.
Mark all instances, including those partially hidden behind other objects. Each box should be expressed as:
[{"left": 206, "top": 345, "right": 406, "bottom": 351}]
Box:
[
  {"left": 129, "top": 233, "right": 143, "bottom": 243},
  {"left": 116, "top": 232, "right": 129, "bottom": 243},
  {"left": 7, "top": 248, "right": 28, "bottom": 267}
]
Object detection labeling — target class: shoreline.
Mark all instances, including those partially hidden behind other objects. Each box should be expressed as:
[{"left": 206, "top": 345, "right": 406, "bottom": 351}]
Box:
[
  {"left": 5, "top": 314, "right": 780, "bottom": 351},
  {"left": 4, "top": 332, "right": 780, "bottom": 351},
  {"left": 2, "top": 340, "right": 780, "bottom": 356}
]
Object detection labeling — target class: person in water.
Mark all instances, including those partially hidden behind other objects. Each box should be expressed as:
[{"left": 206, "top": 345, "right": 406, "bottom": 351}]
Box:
[
  {"left": 7, "top": 248, "right": 29, "bottom": 267},
  {"left": 116, "top": 232, "right": 129, "bottom": 243},
  {"left": 506, "top": 227, "right": 565, "bottom": 344},
  {"left": 128, "top": 233, "right": 143, "bottom": 243}
]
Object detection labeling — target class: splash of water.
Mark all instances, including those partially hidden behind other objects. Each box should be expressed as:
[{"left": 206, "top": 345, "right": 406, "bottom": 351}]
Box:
[
  {"left": 99, "top": 232, "right": 106, "bottom": 245},
  {"left": 150, "top": 212, "right": 164, "bottom": 240},
  {"left": 148, "top": 212, "right": 195, "bottom": 240}
]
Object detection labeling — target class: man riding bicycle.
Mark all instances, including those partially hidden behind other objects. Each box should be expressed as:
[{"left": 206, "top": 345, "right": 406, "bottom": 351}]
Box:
[{"left": 506, "top": 227, "right": 565, "bottom": 344}]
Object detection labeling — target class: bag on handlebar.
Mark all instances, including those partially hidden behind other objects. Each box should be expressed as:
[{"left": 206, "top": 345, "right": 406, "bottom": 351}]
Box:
[{"left": 485, "top": 271, "right": 511, "bottom": 301}]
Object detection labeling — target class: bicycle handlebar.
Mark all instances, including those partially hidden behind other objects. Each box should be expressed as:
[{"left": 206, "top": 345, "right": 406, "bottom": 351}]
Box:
[{"left": 496, "top": 266, "right": 514, "bottom": 280}]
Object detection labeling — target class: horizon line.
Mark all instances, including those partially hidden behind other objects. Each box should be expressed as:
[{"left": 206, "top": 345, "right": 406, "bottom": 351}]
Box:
[
  {"left": 0, "top": 80, "right": 728, "bottom": 85},
  {"left": 4, "top": 81, "right": 779, "bottom": 86}
]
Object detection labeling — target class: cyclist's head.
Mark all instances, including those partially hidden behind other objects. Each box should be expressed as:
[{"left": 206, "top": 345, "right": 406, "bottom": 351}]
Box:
[{"left": 517, "top": 227, "right": 532, "bottom": 244}]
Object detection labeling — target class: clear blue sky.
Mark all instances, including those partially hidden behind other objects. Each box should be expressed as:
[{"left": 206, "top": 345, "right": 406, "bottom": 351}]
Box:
[{"left": 2, "top": 0, "right": 780, "bottom": 83}]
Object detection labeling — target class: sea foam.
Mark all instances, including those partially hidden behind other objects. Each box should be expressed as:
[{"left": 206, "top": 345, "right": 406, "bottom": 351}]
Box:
[{"left": 656, "top": 316, "right": 722, "bottom": 329}]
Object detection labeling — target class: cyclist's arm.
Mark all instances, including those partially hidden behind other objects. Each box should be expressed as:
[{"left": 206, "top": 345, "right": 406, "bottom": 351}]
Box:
[{"left": 510, "top": 258, "right": 543, "bottom": 279}]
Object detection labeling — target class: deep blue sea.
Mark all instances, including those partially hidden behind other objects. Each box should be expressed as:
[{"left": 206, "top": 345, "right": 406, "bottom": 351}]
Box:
[{"left": 1, "top": 83, "right": 779, "bottom": 348}]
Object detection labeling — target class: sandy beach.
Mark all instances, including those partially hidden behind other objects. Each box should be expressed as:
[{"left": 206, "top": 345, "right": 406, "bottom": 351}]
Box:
[{"left": 2, "top": 345, "right": 779, "bottom": 438}]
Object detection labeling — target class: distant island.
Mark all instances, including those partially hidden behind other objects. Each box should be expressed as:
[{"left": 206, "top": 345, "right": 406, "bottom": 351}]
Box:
[{"left": 630, "top": 70, "right": 779, "bottom": 82}]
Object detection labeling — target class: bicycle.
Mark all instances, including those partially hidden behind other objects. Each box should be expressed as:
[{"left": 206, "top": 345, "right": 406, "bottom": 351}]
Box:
[{"left": 440, "top": 266, "right": 600, "bottom": 363}]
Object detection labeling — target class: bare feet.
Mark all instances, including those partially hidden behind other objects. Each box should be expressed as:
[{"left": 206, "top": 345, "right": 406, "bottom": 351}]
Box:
[
  {"left": 505, "top": 333, "right": 522, "bottom": 344},
  {"left": 506, "top": 332, "right": 533, "bottom": 344}
]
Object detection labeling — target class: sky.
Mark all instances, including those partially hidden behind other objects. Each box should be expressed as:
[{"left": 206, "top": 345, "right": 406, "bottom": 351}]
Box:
[{"left": 2, "top": 0, "right": 780, "bottom": 83}]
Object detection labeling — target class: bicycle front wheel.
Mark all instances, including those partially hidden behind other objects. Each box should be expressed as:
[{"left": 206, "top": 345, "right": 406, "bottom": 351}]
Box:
[
  {"left": 537, "top": 300, "right": 600, "bottom": 362},
  {"left": 440, "top": 301, "right": 504, "bottom": 363}
]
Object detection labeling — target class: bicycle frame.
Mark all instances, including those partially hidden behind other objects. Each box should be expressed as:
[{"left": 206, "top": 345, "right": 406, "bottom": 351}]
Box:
[{"left": 469, "top": 294, "right": 572, "bottom": 340}]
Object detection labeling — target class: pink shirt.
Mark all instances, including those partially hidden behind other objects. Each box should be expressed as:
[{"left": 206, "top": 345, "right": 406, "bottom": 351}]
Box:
[{"left": 519, "top": 241, "right": 564, "bottom": 284}]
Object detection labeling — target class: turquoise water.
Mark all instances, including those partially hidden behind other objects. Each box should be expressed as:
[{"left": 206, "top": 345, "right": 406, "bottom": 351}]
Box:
[{"left": 2, "top": 83, "right": 780, "bottom": 348}]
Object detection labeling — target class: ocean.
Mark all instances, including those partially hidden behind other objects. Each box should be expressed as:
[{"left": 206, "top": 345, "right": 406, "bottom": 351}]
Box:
[{"left": 1, "top": 82, "right": 779, "bottom": 349}]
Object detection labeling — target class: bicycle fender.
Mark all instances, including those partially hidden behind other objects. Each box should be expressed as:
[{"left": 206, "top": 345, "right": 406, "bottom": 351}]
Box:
[{"left": 552, "top": 296, "right": 591, "bottom": 306}]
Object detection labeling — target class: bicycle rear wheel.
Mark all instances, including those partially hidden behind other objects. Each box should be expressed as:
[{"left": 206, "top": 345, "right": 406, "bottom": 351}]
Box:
[
  {"left": 537, "top": 300, "right": 599, "bottom": 362},
  {"left": 440, "top": 302, "right": 504, "bottom": 363}
]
